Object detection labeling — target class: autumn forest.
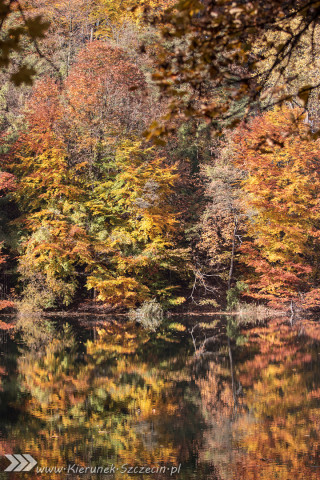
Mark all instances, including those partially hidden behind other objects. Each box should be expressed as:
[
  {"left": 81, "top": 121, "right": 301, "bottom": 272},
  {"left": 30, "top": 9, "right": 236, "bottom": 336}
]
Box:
[
  {"left": 0, "top": 1, "right": 320, "bottom": 316},
  {"left": 1, "top": 2, "right": 320, "bottom": 479}
]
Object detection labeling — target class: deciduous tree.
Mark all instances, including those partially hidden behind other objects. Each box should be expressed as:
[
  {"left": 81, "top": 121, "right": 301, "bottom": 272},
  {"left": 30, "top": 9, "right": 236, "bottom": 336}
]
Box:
[{"left": 233, "top": 107, "right": 320, "bottom": 304}]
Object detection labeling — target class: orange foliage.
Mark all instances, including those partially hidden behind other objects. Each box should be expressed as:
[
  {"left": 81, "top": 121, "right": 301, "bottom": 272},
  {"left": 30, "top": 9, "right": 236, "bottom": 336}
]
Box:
[
  {"left": 8, "top": 40, "right": 183, "bottom": 308},
  {"left": 65, "top": 41, "right": 149, "bottom": 136},
  {"left": 0, "top": 301, "right": 15, "bottom": 314},
  {"left": 233, "top": 107, "right": 320, "bottom": 304}
]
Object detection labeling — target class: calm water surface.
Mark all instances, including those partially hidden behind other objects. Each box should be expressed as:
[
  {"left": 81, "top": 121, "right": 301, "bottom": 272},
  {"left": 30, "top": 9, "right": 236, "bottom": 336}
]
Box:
[{"left": 0, "top": 314, "right": 319, "bottom": 479}]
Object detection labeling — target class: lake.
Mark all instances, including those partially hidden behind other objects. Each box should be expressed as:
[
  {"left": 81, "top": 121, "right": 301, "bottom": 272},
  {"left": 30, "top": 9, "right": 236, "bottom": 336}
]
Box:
[{"left": 0, "top": 313, "right": 319, "bottom": 479}]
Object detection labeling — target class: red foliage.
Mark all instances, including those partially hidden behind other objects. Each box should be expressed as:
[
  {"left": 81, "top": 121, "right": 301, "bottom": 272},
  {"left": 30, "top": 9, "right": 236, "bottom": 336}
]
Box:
[
  {"left": 65, "top": 41, "right": 149, "bottom": 131},
  {"left": 233, "top": 107, "right": 320, "bottom": 303},
  {"left": 0, "top": 301, "right": 15, "bottom": 315},
  {"left": 0, "top": 172, "right": 16, "bottom": 195}
]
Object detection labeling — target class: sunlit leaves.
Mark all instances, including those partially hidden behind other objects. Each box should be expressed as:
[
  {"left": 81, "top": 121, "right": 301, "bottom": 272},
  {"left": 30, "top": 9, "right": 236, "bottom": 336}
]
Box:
[
  {"left": 91, "top": 0, "right": 175, "bottom": 38},
  {"left": 147, "top": 0, "right": 320, "bottom": 139},
  {"left": 8, "top": 41, "right": 186, "bottom": 308},
  {"left": 87, "top": 140, "right": 183, "bottom": 307},
  {"left": 233, "top": 107, "right": 320, "bottom": 303}
]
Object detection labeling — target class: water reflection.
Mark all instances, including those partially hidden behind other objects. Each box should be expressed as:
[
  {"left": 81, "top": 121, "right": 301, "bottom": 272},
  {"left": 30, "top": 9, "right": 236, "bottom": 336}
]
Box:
[
  {"left": 197, "top": 317, "right": 320, "bottom": 480},
  {"left": 0, "top": 314, "right": 319, "bottom": 479},
  {"left": 1, "top": 316, "right": 204, "bottom": 479}
]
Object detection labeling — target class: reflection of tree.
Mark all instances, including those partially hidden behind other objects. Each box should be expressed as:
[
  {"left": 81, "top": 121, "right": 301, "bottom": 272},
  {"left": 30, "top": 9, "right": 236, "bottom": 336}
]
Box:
[
  {"left": 6, "top": 315, "right": 320, "bottom": 479},
  {"left": 7, "top": 317, "right": 205, "bottom": 478},
  {"left": 196, "top": 318, "right": 320, "bottom": 480},
  {"left": 194, "top": 317, "right": 320, "bottom": 480},
  {"left": 233, "top": 318, "right": 320, "bottom": 480},
  {"left": 195, "top": 353, "right": 246, "bottom": 480}
]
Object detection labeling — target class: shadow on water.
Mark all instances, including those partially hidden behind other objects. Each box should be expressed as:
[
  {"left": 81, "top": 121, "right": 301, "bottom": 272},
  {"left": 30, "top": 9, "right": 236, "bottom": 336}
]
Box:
[{"left": 0, "top": 312, "right": 319, "bottom": 479}]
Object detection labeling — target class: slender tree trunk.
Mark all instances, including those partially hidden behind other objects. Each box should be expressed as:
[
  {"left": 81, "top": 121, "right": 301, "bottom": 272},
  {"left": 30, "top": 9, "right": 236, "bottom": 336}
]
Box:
[
  {"left": 290, "top": 298, "right": 295, "bottom": 326},
  {"left": 228, "top": 336, "right": 237, "bottom": 413},
  {"left": 67, "top": 16, "right": 73, "bottom": 77},
  {"left": 228, "top": 216, "right": 238, "bottom": 290}
]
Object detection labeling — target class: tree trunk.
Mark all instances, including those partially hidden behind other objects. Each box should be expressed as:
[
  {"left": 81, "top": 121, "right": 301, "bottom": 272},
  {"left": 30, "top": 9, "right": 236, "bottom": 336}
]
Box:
[{"left": 228, "top": 216, "right": 238, "bottom": 290}]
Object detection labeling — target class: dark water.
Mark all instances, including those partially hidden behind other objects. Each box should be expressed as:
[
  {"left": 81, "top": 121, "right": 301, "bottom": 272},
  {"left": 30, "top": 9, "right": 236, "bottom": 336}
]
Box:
[{"left": 0, "top": 314, "right": 319, "bottom": 479}]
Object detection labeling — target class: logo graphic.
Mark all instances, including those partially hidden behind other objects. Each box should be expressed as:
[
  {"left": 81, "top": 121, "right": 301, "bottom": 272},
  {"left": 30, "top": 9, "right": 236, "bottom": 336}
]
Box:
[{"left": 4, "top": 454, "right": 37, "bottom": 472}]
